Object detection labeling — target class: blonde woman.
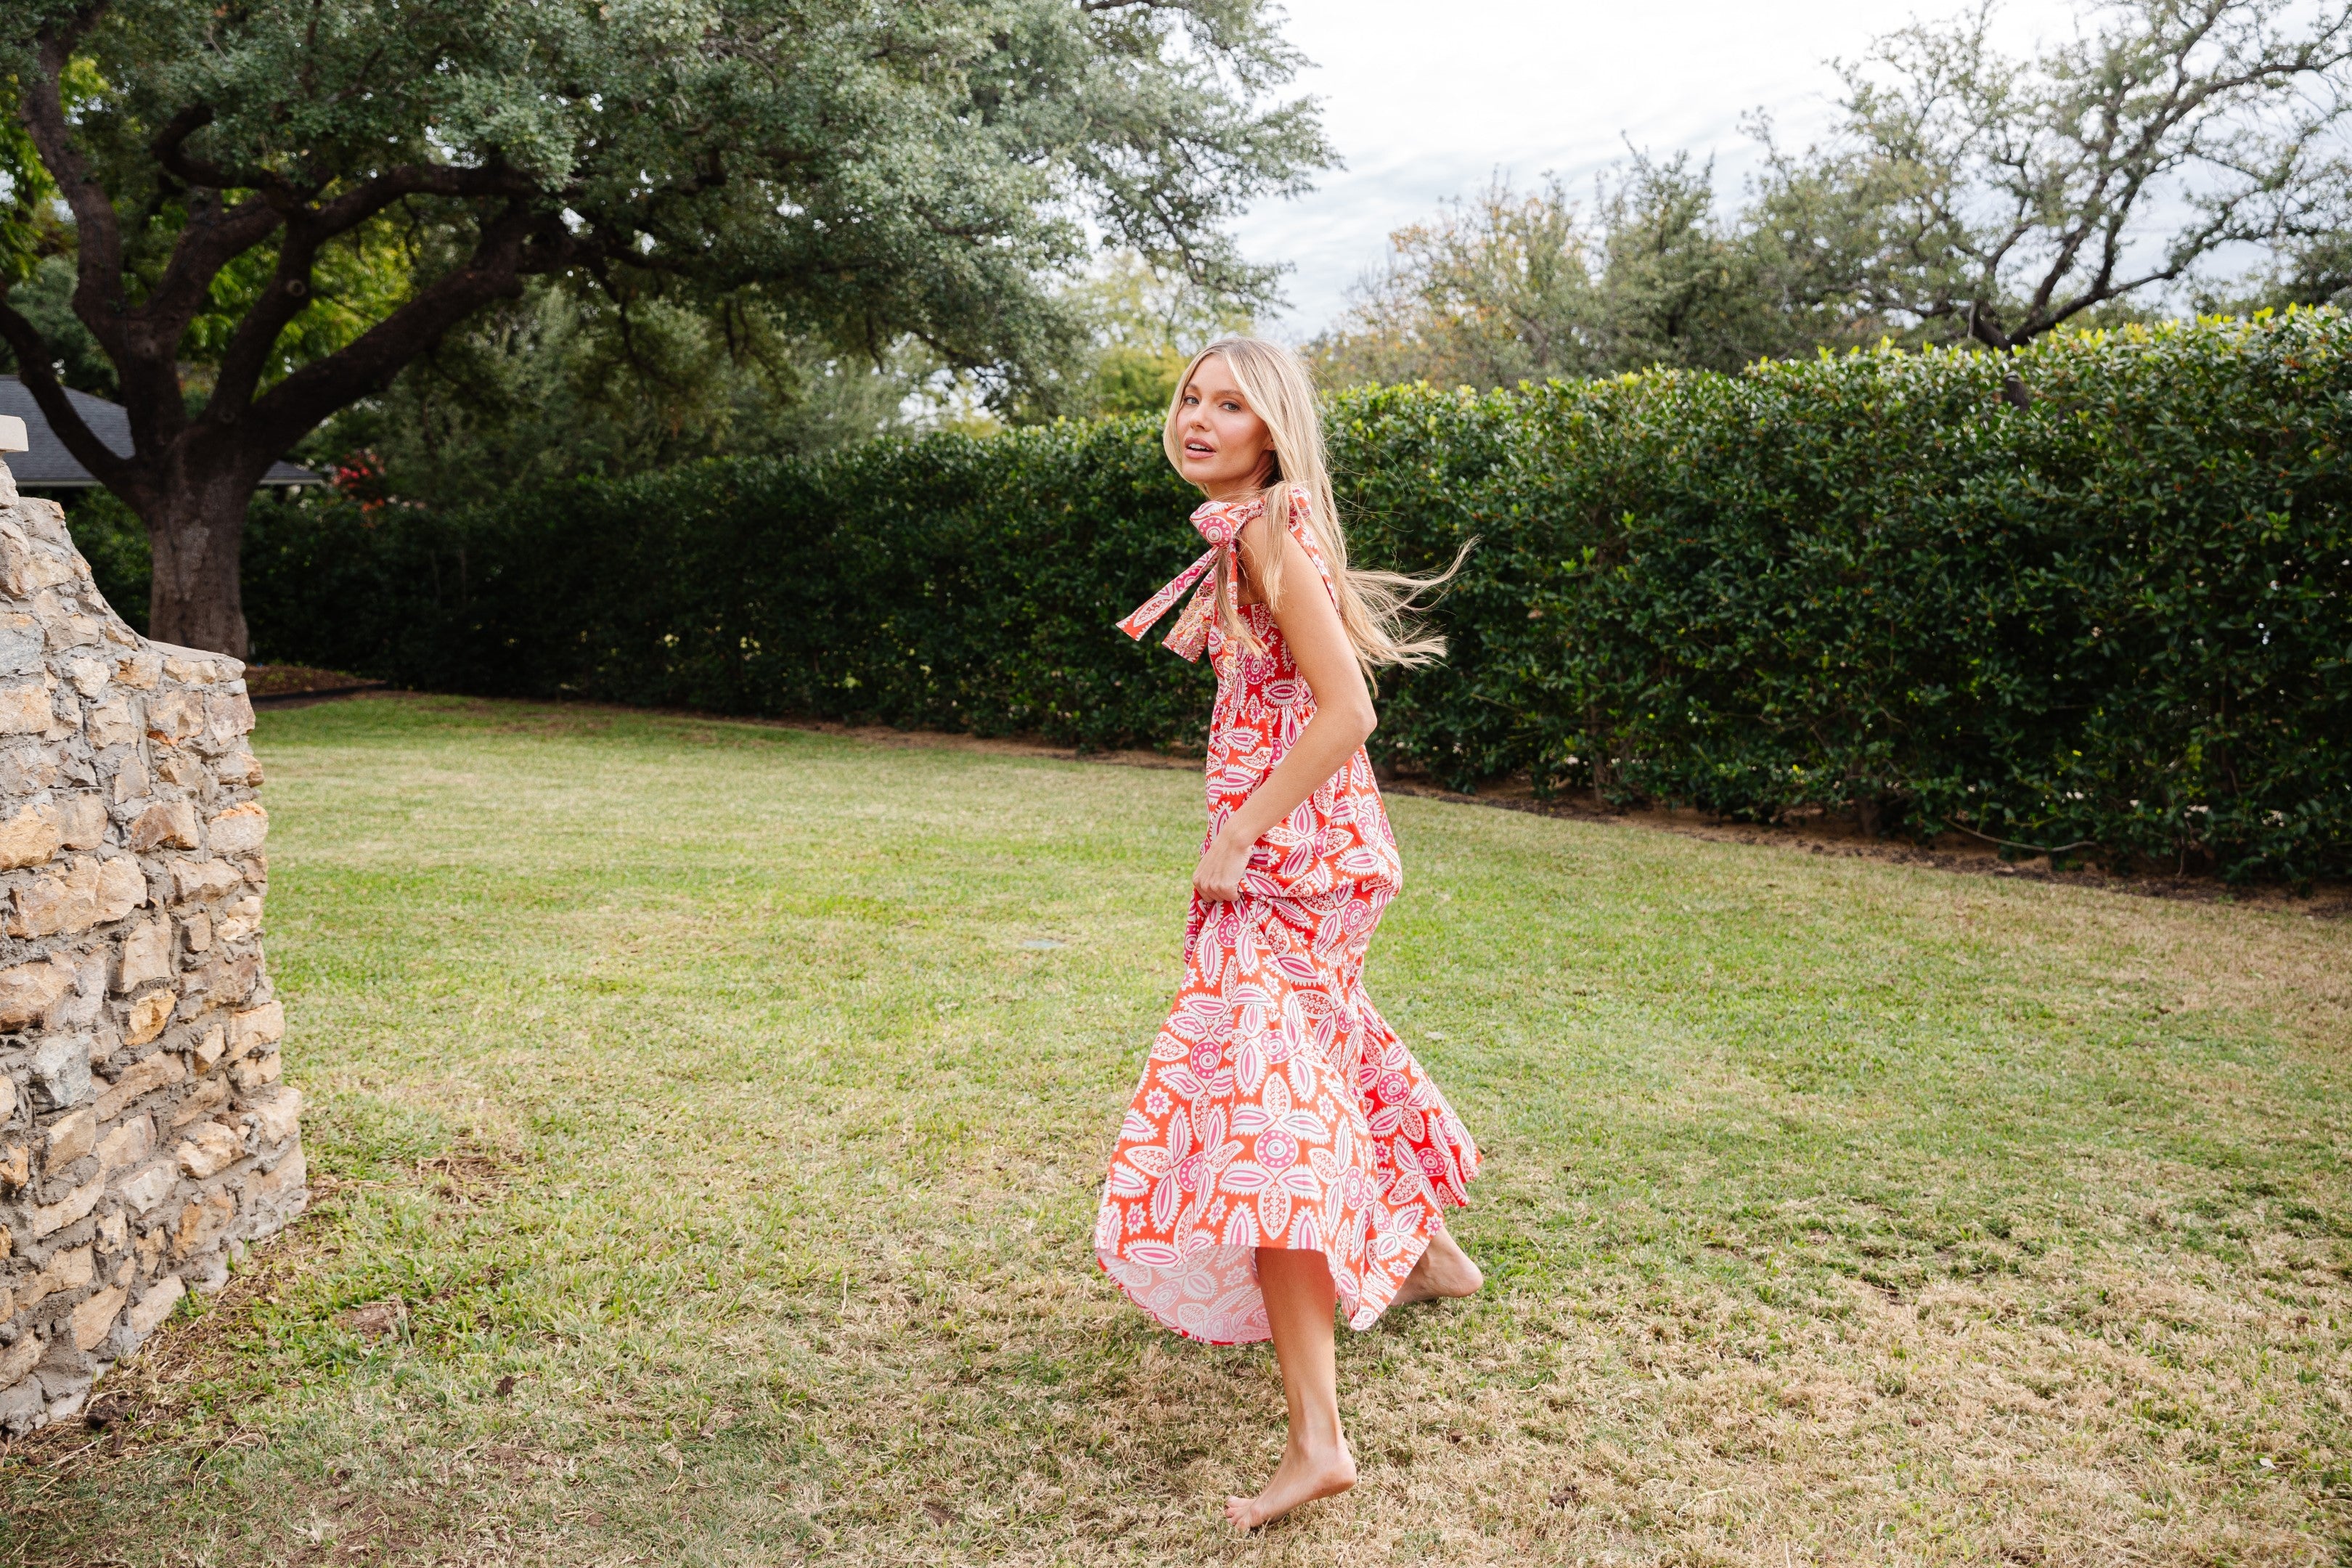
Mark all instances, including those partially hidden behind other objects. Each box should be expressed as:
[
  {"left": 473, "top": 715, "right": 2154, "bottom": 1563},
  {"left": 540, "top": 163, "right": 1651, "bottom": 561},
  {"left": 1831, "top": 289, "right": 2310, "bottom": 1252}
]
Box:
[{"left": 1095, "top": 338, "right": 1485, "bottom": 1529}]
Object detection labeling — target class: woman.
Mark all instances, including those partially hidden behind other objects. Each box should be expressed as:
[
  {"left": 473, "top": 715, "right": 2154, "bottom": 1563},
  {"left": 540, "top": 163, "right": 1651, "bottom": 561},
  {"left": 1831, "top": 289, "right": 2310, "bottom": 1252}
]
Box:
[{"left": 1094, "top": 337, "right": 1485, "bottom": 1530}]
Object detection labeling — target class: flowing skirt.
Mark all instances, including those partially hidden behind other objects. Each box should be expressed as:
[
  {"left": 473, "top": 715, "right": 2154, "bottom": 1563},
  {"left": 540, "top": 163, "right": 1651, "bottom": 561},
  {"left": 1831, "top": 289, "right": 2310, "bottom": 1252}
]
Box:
[{"left": 1093, "top": 883, "right": 1480, "bottom": 1344}]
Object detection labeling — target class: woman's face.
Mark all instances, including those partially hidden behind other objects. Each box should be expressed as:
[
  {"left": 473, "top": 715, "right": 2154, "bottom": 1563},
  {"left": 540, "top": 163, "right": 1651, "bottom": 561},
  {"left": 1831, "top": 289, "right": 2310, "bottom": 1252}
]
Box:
[{"left": 1174, "top": 355, "right": 1273, "bottom": 498}]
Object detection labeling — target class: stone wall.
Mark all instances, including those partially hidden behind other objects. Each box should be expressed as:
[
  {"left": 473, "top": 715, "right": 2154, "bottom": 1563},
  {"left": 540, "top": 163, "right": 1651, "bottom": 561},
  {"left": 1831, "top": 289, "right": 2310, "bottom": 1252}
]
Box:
[{"left": 0, "top": 449, "right": 303, "bottom": 1434}]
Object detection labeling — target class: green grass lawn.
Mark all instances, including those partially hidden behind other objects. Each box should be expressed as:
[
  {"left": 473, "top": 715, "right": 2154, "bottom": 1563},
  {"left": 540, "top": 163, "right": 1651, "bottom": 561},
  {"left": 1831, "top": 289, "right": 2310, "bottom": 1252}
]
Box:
[{"left": 6, "top": 696, "right": 2348, "bottom": 1567}]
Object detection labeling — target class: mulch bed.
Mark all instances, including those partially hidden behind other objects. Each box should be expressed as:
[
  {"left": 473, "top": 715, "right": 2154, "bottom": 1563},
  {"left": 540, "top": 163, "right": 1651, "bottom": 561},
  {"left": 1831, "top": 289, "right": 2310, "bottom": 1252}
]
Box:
[{"left": 240, "top": 664, "right": 391, "bottom": 705}]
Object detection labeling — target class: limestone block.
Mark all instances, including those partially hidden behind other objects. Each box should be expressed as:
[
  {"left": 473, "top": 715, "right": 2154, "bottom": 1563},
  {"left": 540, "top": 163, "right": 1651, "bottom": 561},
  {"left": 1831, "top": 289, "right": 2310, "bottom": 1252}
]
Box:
[
  {"left": 38, "top": 1366, "right": 91, "bottom": 1415},
  {"left": 69, "top": 1283, "right": 125, "bottom": 1351},
  {"left": 128, "top": 800, "right": 199, "bottom": 853},
  {"left": 229, "top": 1052, "right": 281, "bottom": 1092},
  {"left": 57, "top": 793, "right": 105, "bottom": 849},
  {"left": 46, "top": 954, "right": 107, "bottom": 1034},
  {"left": 25, "top": 1032, "right": 91, "bottom": 1109},
  {"left": 86, "top": 695, "right": 139, "bottom": 750},
  {"left": 169, "top": 1075, "right": 226, "bottom": 1126},
  {"left": 245, "top": 1086, "right": 303, "bottom": 1148},
  {"left": 203, "top": 690, "right": 256, "bottom": 752},
  {"left": 22, "top": 1243, "right": 92, "bottom": 1310},
  {"left": 144, "top": 690, "right": 203, "bottom": 746},
  {"left": 108, "top": 748, "right": 147, "bottom": 802},
  {"left": 115, "top": 915, "right": 172, "bottom": 992},
  {"left": 0, "top": 535, "right": 76, "bottom": 597},
  {"left": 172, "top": 1191, "right": 233, "bottom": 1255},
  {"left": 213, "top": 952, "right": 258, "bottom": 1010},
  {"left": 0, "top": 957, "right": 77, "bottom": 1032},
  {"left": 165, "top": 857, "right": 242, "bottom": 905},
  {"left": 95, "top": 1209, "right": 124, "bottom": 1251},
  {"left": 0, "top": 1376, "right": 39, "bottom": 1435},
  {"left": 205, "top": 802, "right": 267, "bottom": 855},
  {"left": 113, "top": 650, "right": 161, "bottom": 690},
  {"left": 94, "top": 1115, "right": 152, "bottom": 1175},
  {"left": 94, "top": 1051, "right": 186, "bottom": 1122},
  {"left": 174, "top": 1122, "right": 242, "bottom": 1179},
  {"left": 0, "top": 1074, "right": 12, "bottom": 1119},
  {"left": 30, "top": 1173, "right": 101, "bottom": 1238},
  {"left": 0, "top": 1334, "right": 41, "bottom": 1387},
  {"left": 0, "top": 744, "right": 61, "bottom": 793},
  {"left": 0, "top": 1143, "right": 26, "bottom": 1189},
  {"left": 99, "top": 854, "right": 147, "bottom": 919},
  {"left": 247, "top": 1144, "right": 306, "bottom": 1214},
  {"left": 215, "top": 897, "right": 261, "bottom": 944},
  {"left": 62, "top": 657, "right": 107, "bottom": 698},
  {"left": 181, "top": 909, "right": 212, "bottom": 952},
  {"left": 155, "top": 753, "right": 204, "bottom": 788},
  {"left": 123, "top": 988, "right": 174, "bottom": 1047},
  {"left": 190, "top": 1024, "right": 226, "bottom": 1074},
  {"left": 9, "top": 854, "right": 147, "bottom": 938},
  {"left": 117, "top": 1162, "right": 174, "bottom": 1214},
  {"left": 127, "top": 1274, "right": 183, "bottom": 1336},
  {"left": 215, "top": 746, "right": 262, "bottom": 787},
  {"left": 228, "top": 1000, "right": 284, "bottom": 1055},
  {"left": 42, "top": 1106, "right": 95, "bottom": 1167},
  {"left": 39, "top": 602, "right": 103, "bottom": 655},
  {"left": 0, "top": 613, "right": 41, "bottom": 675},
  {"left": 0, "top": 802, "right": 61, "bottom": 870},
  {"left": 0, "top": 682, "right": 49, "bottom": 736}
]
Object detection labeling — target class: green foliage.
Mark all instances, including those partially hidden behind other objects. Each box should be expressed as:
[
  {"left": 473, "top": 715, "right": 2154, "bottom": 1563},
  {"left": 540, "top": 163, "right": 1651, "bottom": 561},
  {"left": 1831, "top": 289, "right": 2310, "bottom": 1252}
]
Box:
[
  {"left": 307, "top": 282, "right": 936, "bottom": 511},
  {"left": 1749, "top": 1, "right": 2352, "bottom": 352},
  {"left": 241, "top": 311, "right": 2352, "bottom": 880},
  {"left": 1314, "top": 3, "right": 2352, "bottom": 391},
  {"left": 1311, "top": 158, "right": 1833, "bottom": 390},
  {"left": 60, "top": 485, "right": 150, "bottom": 628},
  {"left": 1008, "top": 250, "right": 1254, "bottom": 422},
  {"left": 0, "top": 0, "right": 1328, "bottom": 404},
  {"left": 0, "top": 255, "right": 117, "bottom": 396}
]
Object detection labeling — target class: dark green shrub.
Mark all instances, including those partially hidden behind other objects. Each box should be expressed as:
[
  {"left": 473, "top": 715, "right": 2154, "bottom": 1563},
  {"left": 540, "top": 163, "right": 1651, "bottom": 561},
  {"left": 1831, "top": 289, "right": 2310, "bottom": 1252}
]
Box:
[
  {"left": 58, "top": 489, "right": 152, "bottom": 634},
  {"left": 243, "top": 311, "right": 2352, "bottom": 880}
]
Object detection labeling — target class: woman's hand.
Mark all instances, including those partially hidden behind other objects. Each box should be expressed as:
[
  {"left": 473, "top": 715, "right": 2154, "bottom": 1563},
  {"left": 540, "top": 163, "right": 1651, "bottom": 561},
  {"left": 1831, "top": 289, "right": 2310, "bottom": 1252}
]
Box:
[{"left": 1193, "top": 822, "right": 1255, "bottom": 902}]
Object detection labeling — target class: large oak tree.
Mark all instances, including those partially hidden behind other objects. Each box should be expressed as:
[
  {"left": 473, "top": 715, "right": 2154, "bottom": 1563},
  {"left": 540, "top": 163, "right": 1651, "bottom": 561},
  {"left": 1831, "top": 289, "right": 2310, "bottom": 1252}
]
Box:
[{"left": 0, "top": 0, "right": 1328, "bottom": 655}]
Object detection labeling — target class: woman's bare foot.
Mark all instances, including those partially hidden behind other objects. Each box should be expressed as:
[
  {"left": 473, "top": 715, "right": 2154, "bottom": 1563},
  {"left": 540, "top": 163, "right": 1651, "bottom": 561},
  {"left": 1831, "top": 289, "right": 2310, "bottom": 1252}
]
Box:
[
  {"left": 1225, "top": 1438, "right": 1356, "bottom": 1530},
  {"left": 1390, "top": 1228, "right": 1484, "bottom": 1307}
]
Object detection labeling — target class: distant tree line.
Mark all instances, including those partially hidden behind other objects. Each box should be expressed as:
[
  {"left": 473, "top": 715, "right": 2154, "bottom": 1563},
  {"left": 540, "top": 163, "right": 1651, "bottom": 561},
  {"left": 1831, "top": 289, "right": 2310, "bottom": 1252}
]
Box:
[{"left": 1312, "top": 0, "right": 2352, "bottom": 395}]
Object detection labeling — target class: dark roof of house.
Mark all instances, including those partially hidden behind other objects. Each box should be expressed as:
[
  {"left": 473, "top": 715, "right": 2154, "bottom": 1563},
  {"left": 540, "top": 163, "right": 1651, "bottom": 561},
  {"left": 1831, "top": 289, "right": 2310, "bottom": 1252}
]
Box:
[{"left": 0, "top": 375, "right": 322, "bottom": 489}]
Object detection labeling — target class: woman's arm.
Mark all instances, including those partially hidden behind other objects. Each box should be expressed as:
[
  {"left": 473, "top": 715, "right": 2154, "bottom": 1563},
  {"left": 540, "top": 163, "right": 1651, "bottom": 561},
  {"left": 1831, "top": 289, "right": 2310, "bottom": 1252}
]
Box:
[{"left": 1193, "top": 510, "right": 1377, "bottom": 902}]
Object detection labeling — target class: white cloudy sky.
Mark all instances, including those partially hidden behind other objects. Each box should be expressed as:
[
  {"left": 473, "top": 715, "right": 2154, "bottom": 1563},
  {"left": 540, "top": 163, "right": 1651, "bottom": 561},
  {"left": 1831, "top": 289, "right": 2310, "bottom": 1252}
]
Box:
[{"left": 1240, "top": 0, "right": 2056, "bottom": 338}]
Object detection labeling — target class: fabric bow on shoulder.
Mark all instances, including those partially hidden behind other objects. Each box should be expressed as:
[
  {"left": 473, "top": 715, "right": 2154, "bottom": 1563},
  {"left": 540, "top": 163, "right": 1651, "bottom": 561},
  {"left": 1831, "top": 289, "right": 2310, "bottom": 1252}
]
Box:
[{"left": 1116, "top": 495, "right": 1265, "bottom": 662}]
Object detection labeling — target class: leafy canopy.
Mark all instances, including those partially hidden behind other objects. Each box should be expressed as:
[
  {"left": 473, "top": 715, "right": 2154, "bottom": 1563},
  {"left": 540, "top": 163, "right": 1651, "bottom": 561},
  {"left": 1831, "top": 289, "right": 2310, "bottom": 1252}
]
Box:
[{"left": 0, "top": 0, "right": 1327, "bottom": 436}]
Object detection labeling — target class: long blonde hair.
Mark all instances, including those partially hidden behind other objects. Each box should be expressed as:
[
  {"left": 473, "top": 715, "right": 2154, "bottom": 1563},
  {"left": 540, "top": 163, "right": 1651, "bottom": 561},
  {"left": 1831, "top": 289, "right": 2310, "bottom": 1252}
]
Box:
[{"left": 1161, "top": 337, "right": 1465, "bottom": 675}]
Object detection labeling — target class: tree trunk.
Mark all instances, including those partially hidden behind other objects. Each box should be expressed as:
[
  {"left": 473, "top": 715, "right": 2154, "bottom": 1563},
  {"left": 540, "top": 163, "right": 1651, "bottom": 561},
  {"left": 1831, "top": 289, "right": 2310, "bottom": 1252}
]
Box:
[{"left": 142, "top": 471, "right": 254, "bottom": 658}]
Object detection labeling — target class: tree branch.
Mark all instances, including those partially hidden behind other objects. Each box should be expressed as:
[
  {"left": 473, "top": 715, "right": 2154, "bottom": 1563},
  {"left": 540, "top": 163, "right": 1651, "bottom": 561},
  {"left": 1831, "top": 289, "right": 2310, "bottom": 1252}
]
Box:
[
  {"left": 0, "top": 293, "right": 140, "bottom": 492},
  {"left": 240, "top": 201, "right": 571, "bottom": 459},
  {"left": 20, "top": 14, "right": 131, "bottom": 365}
]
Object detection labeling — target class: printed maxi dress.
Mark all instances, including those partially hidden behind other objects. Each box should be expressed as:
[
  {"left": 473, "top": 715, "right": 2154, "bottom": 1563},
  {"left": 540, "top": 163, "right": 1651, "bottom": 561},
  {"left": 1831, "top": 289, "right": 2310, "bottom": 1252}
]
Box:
[{"left": 1093, "top": 485, "right": 1481, "bottom": 1345}]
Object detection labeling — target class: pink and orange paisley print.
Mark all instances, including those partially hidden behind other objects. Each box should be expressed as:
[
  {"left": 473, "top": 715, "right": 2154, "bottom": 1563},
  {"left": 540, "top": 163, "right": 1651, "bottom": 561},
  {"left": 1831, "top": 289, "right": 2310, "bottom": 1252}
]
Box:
[{"left": 1094, "top": 486, "right": 1480, "bottom": 1344}]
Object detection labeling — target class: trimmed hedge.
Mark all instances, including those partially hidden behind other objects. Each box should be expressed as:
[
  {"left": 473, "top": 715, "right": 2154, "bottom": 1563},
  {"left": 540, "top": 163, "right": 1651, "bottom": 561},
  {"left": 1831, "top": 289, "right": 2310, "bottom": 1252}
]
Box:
[{"left": 242, "top": 311, "right": 2352, "bottom": 880}]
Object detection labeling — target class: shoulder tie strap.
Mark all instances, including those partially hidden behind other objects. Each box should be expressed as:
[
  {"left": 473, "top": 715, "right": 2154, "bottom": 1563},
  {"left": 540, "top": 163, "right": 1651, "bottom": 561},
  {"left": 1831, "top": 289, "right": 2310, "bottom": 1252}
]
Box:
[
  {"left": 1114, "top": 495, "right": 1265, "bottom": 663},
  {"left": 1115, "top": 543, "right": 1223, "bottom": 662}
]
